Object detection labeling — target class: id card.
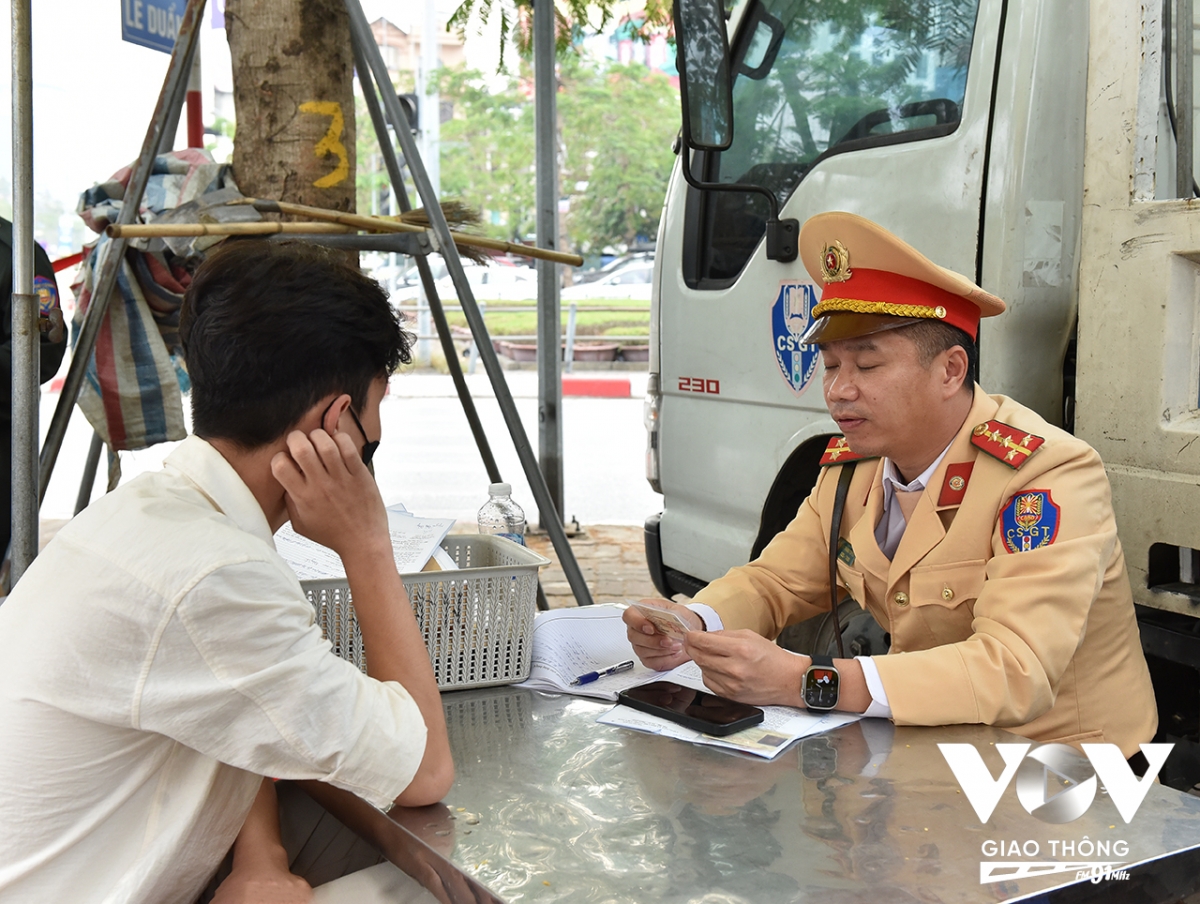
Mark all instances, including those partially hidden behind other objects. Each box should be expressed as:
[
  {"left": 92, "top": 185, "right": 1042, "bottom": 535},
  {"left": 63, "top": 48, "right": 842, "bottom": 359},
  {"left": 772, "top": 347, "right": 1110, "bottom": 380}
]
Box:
[{"left": 629, "top": 602, "right": 693, "bottom": 640}]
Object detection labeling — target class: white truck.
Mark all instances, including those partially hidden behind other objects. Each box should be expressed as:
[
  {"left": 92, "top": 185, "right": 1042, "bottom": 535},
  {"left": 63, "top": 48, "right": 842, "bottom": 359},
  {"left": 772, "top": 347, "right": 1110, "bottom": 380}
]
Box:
[{"left": 644, "top": 0, "right": 1200, "bottom": 782}]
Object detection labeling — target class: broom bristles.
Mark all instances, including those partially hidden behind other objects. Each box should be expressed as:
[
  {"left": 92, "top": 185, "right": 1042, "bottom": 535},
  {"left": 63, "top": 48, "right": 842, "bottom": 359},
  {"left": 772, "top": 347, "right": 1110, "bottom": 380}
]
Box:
[{"left": 400, "top": 200, "right": 489, "bottom": 263}]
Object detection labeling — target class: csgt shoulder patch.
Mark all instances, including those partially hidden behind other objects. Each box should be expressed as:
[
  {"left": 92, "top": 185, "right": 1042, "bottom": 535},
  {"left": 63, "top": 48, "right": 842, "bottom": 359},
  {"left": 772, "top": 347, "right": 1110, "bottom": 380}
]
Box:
[{"left": 1000, "top": 489, "right": 1061, "bottom": 554}]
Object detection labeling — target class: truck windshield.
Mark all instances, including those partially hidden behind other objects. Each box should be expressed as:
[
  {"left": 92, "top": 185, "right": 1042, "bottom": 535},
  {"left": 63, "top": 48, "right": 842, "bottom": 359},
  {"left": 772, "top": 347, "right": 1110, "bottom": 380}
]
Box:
[{"left": 684, "top": 0, "right": 982, "bottom": 286}]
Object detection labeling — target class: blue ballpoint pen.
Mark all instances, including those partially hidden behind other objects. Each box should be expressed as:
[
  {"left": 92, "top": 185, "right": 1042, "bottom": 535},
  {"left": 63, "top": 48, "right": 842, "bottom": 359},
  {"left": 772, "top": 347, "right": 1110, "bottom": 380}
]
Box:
[{"left": 571, "top": 659, "right": 635, "bottom": 686}]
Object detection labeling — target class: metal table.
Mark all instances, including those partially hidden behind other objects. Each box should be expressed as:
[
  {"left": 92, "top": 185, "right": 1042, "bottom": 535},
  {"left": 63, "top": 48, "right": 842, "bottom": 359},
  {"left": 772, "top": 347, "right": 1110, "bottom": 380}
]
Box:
[{"left": 303, "top": 687, "right": 1200, "bottom": 903}]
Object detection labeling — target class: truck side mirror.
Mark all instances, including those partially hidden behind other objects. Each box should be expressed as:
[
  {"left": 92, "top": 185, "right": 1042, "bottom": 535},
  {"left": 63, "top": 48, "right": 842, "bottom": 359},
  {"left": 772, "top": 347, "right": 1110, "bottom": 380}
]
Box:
[
  {"left": 674, "top": 0, "right": 734, "bottom": 151},
  {"left": 672, "top": 0, "right": 798, "bottom": 262}
]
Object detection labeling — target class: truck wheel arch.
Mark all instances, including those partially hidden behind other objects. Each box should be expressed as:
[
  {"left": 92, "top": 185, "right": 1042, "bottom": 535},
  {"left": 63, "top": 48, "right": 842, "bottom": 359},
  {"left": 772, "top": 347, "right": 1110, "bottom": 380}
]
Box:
[{"left": 751, "top": 436, "right": 834, "bottom": 560}]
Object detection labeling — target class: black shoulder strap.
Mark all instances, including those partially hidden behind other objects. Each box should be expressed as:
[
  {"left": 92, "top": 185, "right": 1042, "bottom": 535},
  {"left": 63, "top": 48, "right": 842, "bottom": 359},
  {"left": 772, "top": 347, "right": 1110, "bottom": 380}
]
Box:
[{"left": 825, "top": 462, "right": 856, "bottom": 661}]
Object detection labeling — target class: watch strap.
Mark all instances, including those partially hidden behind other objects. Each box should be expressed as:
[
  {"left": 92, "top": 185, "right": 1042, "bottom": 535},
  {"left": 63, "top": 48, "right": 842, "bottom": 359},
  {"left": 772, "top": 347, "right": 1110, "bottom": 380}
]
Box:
[{"left": 810, "top": 654, "right": 835, "bottom": 668}]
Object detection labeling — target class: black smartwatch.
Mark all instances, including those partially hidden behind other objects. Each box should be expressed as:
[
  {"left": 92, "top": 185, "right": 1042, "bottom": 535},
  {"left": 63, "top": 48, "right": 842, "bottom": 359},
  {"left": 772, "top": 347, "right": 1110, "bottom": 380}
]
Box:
[{"left": 802, "top": 654, "right": 840, "bottom": 711}]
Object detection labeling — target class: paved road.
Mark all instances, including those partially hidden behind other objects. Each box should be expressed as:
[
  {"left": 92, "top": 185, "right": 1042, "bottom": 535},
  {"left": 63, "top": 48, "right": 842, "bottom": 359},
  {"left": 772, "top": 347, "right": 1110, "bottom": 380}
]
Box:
[{"left": 38, "top": 370, "right": 663, "bottom": 530}]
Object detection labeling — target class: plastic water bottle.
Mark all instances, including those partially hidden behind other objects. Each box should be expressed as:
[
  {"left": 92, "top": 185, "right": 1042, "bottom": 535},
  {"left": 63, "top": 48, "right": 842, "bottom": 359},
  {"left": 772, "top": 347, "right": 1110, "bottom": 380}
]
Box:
[{"left": 478, "top": 483, "right": 527, "bottom": 546}]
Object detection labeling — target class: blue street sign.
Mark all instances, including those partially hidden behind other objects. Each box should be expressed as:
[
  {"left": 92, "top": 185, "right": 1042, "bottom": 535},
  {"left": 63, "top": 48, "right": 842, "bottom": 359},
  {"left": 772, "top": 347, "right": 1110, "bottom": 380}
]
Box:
[{"left": 121, "top": 0, "right": 188, "bottom": 54}]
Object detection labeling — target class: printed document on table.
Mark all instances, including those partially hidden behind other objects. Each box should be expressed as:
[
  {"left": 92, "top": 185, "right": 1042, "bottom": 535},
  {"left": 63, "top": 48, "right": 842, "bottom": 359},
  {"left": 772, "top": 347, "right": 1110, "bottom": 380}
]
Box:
[{"left": 596, "top": 676, "right": 863, "bottom": 760}]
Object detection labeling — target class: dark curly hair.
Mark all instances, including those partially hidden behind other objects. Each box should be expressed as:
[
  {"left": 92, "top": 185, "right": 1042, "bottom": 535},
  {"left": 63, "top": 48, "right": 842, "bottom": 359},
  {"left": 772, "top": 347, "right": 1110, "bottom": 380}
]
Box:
[{"left": 180, "top": 240, "right": 412, "bottom": 448}]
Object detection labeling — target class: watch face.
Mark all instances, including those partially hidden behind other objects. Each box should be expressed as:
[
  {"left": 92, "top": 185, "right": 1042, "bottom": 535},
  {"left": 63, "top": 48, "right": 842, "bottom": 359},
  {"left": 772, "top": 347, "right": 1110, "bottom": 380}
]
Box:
[{"left": 804, "top": 667, "right": 839, "bottom": 710}]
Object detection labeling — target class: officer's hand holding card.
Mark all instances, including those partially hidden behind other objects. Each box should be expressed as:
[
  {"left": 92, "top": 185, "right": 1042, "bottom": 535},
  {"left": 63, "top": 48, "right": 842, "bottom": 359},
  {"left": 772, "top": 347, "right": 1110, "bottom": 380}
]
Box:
[{"left": 629, "top": 601, "right": 694, "bottom": 641}]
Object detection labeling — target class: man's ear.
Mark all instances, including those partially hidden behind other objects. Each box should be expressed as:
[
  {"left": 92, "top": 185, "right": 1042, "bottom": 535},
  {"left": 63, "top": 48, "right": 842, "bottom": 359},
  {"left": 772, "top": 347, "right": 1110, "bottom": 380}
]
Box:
[
  {"left": 942, "top": 345, "right": 970, "bottom": 397},
  {"left": 300, "top": 392, "right": 352, "bottom": 435}
]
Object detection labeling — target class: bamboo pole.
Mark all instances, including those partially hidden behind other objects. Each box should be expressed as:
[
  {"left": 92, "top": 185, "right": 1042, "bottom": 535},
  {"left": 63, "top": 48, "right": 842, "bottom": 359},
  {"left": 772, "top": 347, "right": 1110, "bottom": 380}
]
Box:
[
  {"left": 106, "top": 221, "right": 352, "bottom": 238},
  {"left": 231, "top": 197, "right": 585, "bottom": 266}
]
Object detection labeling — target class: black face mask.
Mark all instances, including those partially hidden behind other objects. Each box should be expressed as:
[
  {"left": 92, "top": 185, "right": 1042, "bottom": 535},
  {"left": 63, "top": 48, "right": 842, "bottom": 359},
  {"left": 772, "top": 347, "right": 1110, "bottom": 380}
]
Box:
[{"left": 345, "top": 406, "right": 380, "bottom": 466}]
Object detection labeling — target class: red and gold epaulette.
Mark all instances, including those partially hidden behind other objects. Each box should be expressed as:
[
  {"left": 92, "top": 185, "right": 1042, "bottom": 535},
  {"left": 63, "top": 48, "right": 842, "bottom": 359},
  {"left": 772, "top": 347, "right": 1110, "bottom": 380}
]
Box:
[
  {"left": 970, "top": 420, "right": 1045, "bottom": 468},
  {"left": 819, "top": 436, "right": 877, "bottom": 467}
]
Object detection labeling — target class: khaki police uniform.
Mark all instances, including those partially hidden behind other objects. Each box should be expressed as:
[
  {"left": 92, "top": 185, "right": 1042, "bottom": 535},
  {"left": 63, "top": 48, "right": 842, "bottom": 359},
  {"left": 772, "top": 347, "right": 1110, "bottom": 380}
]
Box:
[{"left": 694, "top": 388, "right": 1157, "bottom": 756}]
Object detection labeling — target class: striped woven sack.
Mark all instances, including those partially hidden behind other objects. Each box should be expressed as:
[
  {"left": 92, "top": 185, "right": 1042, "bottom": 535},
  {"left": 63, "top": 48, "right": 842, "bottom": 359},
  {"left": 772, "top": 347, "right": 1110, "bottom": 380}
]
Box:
[{"left": 70, "top": 149, "right": 233, "bottom": 451}]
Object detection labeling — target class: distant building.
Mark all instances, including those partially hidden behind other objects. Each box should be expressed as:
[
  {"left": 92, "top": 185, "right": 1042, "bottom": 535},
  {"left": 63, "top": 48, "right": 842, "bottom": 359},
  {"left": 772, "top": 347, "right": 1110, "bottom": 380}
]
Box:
[
  {"left": 611, "top": 15, "right": 676, "bottom": 84},
  {"left": 371, "top": 16, "right": 465, "bottom": 76}
]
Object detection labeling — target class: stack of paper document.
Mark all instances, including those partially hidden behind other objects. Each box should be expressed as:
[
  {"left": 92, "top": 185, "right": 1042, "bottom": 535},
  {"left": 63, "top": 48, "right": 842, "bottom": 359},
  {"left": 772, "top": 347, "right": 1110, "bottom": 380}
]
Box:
[
  {"left": 274, "top": 504, "right": 457, "bottom": 580},
  {"left": 515, "top": 605, "right": 664, "bottom": 700},
  {"left": 515, "top": 604, "right": 862, "bottom": 759}
]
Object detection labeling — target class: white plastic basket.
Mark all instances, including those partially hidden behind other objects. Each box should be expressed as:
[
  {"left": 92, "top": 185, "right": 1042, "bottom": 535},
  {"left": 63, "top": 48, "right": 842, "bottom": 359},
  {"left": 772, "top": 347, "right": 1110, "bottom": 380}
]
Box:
[{"left": 303, "top": 534, "right": 549, "bottom": 691}]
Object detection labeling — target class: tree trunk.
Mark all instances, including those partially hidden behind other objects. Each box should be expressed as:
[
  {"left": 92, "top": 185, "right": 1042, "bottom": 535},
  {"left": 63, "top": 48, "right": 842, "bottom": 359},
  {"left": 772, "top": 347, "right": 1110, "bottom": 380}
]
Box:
[{"left": 226, "top": 0, "right": 356, "bottom": 214}]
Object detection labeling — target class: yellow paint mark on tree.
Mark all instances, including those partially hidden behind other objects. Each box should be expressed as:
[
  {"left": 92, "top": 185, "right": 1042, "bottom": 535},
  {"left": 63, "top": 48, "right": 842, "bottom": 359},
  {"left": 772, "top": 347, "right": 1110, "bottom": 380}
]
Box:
[{"left": 299, "top": 100, "right": 349, "bottom": 188}]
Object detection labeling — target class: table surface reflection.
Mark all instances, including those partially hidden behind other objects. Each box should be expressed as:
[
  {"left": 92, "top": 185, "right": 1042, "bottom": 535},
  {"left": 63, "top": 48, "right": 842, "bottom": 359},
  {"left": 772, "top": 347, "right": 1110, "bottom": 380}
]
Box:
[{"left": 388, "top": 688, "right": 1200, "bottom": 904}]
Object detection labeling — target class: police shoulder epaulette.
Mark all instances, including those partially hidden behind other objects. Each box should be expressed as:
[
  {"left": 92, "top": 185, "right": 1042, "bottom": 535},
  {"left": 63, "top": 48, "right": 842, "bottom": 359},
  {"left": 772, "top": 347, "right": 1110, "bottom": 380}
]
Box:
[
  {"left": 970, "top": 420, "right": 1045, "bottom": 468},
  {"left": 819, "top": 436, "right": 877, "bottom": 467}
]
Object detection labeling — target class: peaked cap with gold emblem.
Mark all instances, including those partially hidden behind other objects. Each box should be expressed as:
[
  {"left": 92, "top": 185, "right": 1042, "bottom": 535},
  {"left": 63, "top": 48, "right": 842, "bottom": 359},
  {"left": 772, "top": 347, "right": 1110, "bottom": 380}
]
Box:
[{"left": 798, "top": 211, "right": 1006, "bottom": 345}]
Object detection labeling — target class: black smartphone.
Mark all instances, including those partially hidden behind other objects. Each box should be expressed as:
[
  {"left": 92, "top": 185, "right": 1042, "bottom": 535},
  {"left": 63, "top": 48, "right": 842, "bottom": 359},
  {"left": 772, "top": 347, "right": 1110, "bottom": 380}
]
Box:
[{"left": 617, "top": 681, "right": 765, "bottom": 736}]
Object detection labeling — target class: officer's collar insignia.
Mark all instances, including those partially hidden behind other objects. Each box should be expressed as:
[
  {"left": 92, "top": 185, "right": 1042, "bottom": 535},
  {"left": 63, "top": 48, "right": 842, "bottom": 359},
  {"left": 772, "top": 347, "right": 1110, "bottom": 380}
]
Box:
[
  {"left": 937, "top": 461, "right": 975, "bottom": 507},
  {"left": 1000, "top": 489, "right": 1060, "bottom": 553},
  {"left": 837, "top": 538, "right": 856, "bottom": 566},
  {"left": 819, "top": 436, "right": 878, "bottom": 467},
  {"left": 820, "top": 241, "right": 852, "bottom": 283},
  {"left": 970, "top": 420, "right": 1045, "bottom": 468}
]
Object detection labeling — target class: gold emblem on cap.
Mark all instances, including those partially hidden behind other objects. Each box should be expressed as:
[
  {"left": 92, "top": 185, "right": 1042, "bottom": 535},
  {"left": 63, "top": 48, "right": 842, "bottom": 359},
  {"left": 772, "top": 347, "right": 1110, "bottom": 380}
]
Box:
[
  {"left": 820, "top": 241, "right": 852, "bottom": 283},
  {"left": 935, "top": 306, "right": 947, "bottom": 318}
]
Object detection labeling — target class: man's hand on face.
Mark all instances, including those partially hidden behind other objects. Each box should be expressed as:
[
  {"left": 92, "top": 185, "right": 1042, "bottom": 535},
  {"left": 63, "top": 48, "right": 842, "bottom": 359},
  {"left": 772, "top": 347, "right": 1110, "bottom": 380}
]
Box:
[
  {"left": 270, "top": 426, "right": 390, "bottom": 561},
  {"left": 684, "top": 630, "right": 807, "bottom": 708},
  {"left": 622, "top": 598, "right": 704, "bottom": 671}
]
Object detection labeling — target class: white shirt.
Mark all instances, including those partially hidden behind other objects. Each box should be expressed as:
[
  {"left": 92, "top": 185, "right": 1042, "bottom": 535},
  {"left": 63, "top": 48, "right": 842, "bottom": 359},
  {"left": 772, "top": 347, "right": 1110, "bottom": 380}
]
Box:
[
  {"left": 874, "top": 445, "right": 953, "bottom": 559},
  {"left": 0, "top": 436, "right": 428, "bottom": 904}
]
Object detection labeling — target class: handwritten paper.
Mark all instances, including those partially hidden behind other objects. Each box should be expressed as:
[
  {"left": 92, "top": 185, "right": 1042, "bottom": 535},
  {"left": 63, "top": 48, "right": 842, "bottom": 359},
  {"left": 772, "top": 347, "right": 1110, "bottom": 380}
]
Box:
[
  {"left": 384, "top": 509, "right": 456, "bottom": 573},
  {"left": 273, "top": 505, "right": 456, "bottom": 579},
  {"left": 515, "top": 605, "right": 664, "bottom": 700}
]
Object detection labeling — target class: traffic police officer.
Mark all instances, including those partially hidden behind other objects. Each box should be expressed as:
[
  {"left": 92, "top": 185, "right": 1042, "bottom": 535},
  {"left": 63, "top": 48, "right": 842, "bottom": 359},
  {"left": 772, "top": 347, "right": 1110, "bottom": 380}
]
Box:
[{"left": 625, "top": 211, "right": 1157, "bottom": 758}]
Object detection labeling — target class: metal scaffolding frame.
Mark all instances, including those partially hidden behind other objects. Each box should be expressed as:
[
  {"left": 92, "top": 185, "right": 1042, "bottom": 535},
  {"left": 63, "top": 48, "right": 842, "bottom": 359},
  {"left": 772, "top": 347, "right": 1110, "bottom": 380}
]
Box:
[
  {"left": 10, "top": 0, "right": 38, "bottom": 583},
  {"left": 12, "top": 0, "right": 594, "bottom": 607},
  {"left": 345, "top": 0, "right": 592, "bottom": 607}
]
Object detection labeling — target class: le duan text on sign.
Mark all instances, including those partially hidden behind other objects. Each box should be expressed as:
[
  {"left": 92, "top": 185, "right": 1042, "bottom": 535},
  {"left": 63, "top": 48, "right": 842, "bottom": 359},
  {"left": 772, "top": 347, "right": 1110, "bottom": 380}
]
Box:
[{"left": 122, "top": 0, "right": 188, "bottom": 54}]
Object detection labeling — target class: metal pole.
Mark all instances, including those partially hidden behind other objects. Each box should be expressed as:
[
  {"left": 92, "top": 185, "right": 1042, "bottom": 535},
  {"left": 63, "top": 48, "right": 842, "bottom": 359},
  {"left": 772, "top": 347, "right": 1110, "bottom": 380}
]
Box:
[
  {"left": 353, "top": 40, "right": 501, "bottom": 484},
  {"left": 565, "top": 302, "right": 578, "bottom": 374},
  {"left": 534, "top": 0, "right": 564, "bottom": 530},
  {"left": 1178, "top": 0, "right": 1194, "bottom": 198},
  {"left": 420, "top": 0, "right": 441, "bottom": 199},
  {"left": 11, "top": 0, "right": 38, "bottom": 581},
  {"left": 158, "top": 21, "right": 200, "bottom": 155},
  {"left": 346, "top": 0, "right": 595, "bottom": 607},
  {"left": 186, "top": 30, "right": 204, "bottom": 148},
  {"left": 467, "top": 301, "right": 486, "bottom": 375},
  {"left": 38, "top": 0, "right": 206, "bottom": 505},
  {"left": 74, "top": 432, "right": 104, "bottom": 515}
]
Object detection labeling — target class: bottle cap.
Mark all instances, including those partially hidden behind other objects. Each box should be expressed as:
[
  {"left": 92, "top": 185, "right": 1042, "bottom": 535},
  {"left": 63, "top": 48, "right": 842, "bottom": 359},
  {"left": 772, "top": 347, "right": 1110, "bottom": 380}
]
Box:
[{"left": 488, "top": 482, "right": 512, "bottom": 496}]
